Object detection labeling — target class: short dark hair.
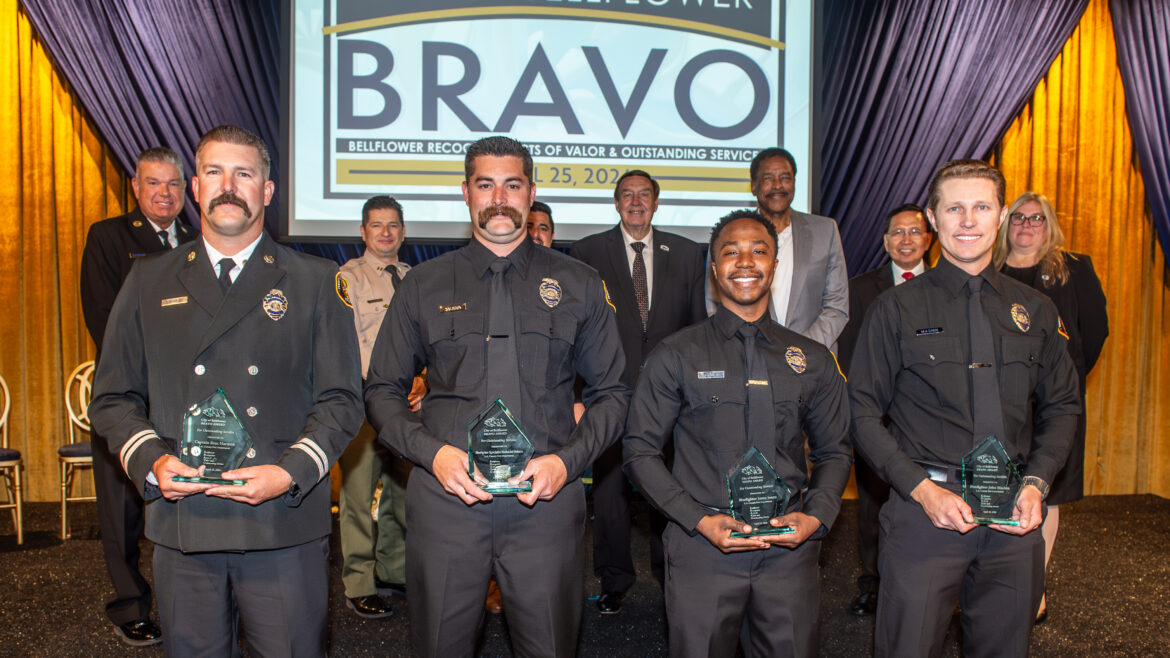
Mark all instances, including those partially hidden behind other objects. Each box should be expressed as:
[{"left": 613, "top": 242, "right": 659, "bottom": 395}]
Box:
[
  {"left": 530, "top": 201, "right": 554, "bottom": 231},
  {"left": 195, "top": 125, "right": 271, "bottom": 179},
  {"left": 136, "top": 146, "right": 184, "bottom": 179},
  {"left": 882, "top": 203, "right": 930, "bottom": 234},
  {"left": 709, "top": 209, "right": 778, "bottom": 256},
  {"left": 613, "top": 169, "right": 660, "bottom": 201},
  {"left": 749, "top": 147, "right": 797, "bottom": 183},
  {"left": 464, "top": 136, "right": 533, "bottom": 182},
  {"left": 362, "top": 195, "right": 404, "bottom": 227},
  {"left": 926, "top": 159, "right": 1005, "bottom": 215}
]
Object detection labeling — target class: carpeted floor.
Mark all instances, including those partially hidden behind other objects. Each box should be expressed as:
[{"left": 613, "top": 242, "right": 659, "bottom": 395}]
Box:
[{"left": 0, "top": 494, "right": 1165, "bottom": 656}]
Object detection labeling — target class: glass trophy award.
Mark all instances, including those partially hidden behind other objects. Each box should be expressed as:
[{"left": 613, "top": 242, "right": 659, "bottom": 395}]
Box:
[
  {"left": 467, "top": 399, "right": 534, "bottom": 494},
  {"left": 727, "top": 446, "right": 794, "bottom": 537},
  {"left": 961, "top": 436, "right": 1022, "bottom": 525},
  {"left": 172, "top": 388, "right": 252, "bottom": 485}
]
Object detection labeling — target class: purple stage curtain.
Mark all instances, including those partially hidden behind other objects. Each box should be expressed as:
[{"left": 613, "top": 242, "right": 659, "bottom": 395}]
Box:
[
  {"left": 821, "top": 0, "right": 1090, "bottom": 275},
  {"left": 1109, "top": 0, "right": 1170, "bottom": 268}
]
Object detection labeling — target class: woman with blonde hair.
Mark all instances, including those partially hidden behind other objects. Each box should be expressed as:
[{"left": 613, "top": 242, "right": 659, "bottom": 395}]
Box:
[{"left": 994, "top": 191, "right": 1109, "bottom": 623}]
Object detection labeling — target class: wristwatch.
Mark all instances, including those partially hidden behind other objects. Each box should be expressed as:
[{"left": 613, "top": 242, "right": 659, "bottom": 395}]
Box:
[{"left": 1021, "top": 476, "right": 1050, "bottom": 501}]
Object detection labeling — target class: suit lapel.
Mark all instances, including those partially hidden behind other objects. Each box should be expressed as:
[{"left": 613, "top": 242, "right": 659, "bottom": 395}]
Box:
[
  {"left": 194, "top": 235, "right": 286, "bottom": 356},
  {"left": 649, "top": 233, "right": 669, "bottom": 328},
  {"left": 128, "top": 209, "right": 168, "bottom": 254},
  {"left": 178, "top": 241, "right": 222, "bottom": 317},
  {"left": 786, "top": 213, "right": 811, "bottom": 319}
]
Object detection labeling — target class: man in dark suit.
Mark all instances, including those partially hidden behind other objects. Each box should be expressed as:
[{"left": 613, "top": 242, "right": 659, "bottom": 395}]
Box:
[
  {"left": 836, "top": 203, "right": 932, "bottom": 616},
  {"left": 79, "top": 146, "right": 196, "bottom": 647},
  {"left": 570, "top": 169, "right": 707, "bottom": 613},
  {"left": 89, "top": 126, "right": 363, "bottom": 656}
]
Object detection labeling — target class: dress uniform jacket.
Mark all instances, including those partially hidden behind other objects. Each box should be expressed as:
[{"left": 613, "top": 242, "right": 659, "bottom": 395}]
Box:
[
  {"left": 849, "top": 258, "right": 1081, "bottom": 496},
  {"left": 81, "top": 207, "right": 197, "bottom": 355},
  {"left": 89, "top": 233, "right": 364, "bottom": 552}
]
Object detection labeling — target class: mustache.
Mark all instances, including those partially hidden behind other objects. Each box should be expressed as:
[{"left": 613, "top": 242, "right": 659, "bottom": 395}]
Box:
[
  {"left": 476, "top": 205, "right": 523, "bottom": 229},
  {"left": 208, "top": 192, "right": 251, "bottom": 216}
]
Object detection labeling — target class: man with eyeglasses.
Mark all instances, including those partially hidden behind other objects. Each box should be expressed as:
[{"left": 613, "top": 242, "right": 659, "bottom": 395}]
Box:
[{"left": 836, "top": 203, "right": 932, "bottom": 617}]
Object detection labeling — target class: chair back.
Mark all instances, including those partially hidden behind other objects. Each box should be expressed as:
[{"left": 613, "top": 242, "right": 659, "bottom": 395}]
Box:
[
  {"left": 65, "top": 361, "right": 96, "bottom": 445},
  {"left": 0, "top": 374, "right": 9, "bottom": 450}
]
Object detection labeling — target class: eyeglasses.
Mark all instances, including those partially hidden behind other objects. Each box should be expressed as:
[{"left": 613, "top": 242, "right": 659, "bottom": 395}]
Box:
[
  {"left": 885, "top": 227, "right": 927, "bottom": 239},
  {"left": 1009, "top": 213, "right": 1046, "bottom": 227}
]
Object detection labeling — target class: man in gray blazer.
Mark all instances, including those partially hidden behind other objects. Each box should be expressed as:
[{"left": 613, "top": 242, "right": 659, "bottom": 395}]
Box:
[
  {"left": 708, "top": 148, "right": 849, "bottom": 351},
  {"left": 90, "top": 125, "right": 363, "bottom": 656}
]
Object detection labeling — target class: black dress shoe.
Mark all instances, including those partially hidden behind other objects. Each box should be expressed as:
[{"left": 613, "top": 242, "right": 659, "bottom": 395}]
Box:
[
  {"left": 114, "top": 619, "right": 163, "bottom": 647},
  {"left": 375, "top": 577, "right": 407, "bottom": 597},
  {"left": 596, "top": 592, "right": 623, "bottom": 615},
  {"left": 347, "top": 595, "right": 395, "bottom": 619},
  {"left": 848, "top": 591, "right": 878, "bottom": 616}
]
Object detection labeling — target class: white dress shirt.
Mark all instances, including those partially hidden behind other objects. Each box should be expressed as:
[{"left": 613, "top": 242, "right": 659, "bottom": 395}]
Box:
[
  {"left": 621, "top": 224, "right": 655, "bottom": 309},
  {"left": 205, "top": 233, "right": 263, "bottom": 284}
]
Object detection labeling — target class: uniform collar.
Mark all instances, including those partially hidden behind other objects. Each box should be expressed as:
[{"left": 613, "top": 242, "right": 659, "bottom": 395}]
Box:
[
  {"left": 466, "top": 235, "right": 535, "bottom": 279},
  {"left": 359, "top": 253, "right": 405, "bottom": 276},
  {"left": 931, "top": 257, "right": 1006, "bottom": 297},
  {"left": 712, "top": 304, "right": 775, "bottom": 344}
]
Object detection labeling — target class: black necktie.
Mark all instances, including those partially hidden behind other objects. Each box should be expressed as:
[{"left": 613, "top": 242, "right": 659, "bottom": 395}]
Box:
[
  {"left": 632, "top": 241, "right": 648, "bottom": 331},
  {"left": 218, "top": 257, "right": 235, "bottom": 293},
  {"left": 158, "top": 229, "right": 171, "bottom": 249},
  {"left": 738, "top": 324, "right": 775, "bottom": 456},
  {"left": 968, "top": 276, "right": 1005, "bottom": 443},
  {"left": 488, "top": 258, "right": 522, "bottom": 418},
  {"left": 389, "top": 264, "right": 403, "bottom": 290}
]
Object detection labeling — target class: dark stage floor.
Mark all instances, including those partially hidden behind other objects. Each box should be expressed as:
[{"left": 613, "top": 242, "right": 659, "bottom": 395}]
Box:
[{"left": 1, "top": 494, "right": 1166, "bottom": 656}]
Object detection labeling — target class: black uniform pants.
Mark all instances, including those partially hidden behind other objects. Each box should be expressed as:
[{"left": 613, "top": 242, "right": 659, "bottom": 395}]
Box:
[
  {"left": 153, "top": 537, "right": 329, "bottom": 658},
  {"left": 875, "top": 493, "right": 1044, "bottom": 658},
  {"left": 855, "top": 455, "right": 891, "bottom": 593},
  {"left": 592, "top": 442, "right": 665, "bottom": 593},
  {"left": 91, "top": 431, "right": 152, "bottom": 625},
  {"left": 663, "top": 523, "right": 821, "bottom": 658},
  {"left": 406, "top": 472, "right": 586, "bottom": 658}
]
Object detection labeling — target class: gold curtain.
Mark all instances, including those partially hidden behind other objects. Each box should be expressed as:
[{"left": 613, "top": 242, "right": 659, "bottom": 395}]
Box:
[
  {"left": 1, "top": 1, "right": 128, "bottom": 501},
  {"left": 993, "top": 0, "right": 1170, "bottom": 497}
]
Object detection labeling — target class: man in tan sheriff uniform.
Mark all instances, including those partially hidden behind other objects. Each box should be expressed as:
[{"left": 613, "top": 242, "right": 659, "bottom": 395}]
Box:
[{"left": 335, "top": 195, "right": 419, "bottom": 618}]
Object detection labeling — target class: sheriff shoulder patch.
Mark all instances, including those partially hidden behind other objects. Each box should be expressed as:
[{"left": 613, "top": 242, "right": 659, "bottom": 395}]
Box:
[{"left": 334, "top": 272, "right": 353, "bottom": 308}]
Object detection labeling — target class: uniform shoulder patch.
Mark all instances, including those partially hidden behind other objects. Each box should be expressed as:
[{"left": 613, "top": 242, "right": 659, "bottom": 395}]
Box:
[
  {"left": 602, "top": 280, "right": 616, "bottom": 314},
  {"left": 1057, "top": 314, "right": 1070, "bottom": 340},
  {"left": 335, "top": 272, "right": 353, "bottom": 308}
]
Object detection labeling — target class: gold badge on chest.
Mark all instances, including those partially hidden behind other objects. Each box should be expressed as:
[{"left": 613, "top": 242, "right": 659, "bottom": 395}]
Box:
[
  {"left": 262, "top": 289, "right": 288, "bottom": 321},
  {"left": 1010, "top": 303, "right": 1031, "bottom": 332}
]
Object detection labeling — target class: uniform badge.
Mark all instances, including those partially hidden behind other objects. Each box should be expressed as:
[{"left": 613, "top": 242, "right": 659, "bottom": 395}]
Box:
[
  {"left": 1010, "top": 303, "right": 1031, "bottom": 332},
  {"left": 262, "top": 289, "right": 288, "bottom": 321},
  {"left": 132, "top": 220, "right": 143, "bottom": 227},
  {"left": 186, "top": 250, "right": 196, "bottom": 262},
  {"left": 334, "top": 273, "right": 353, "bottom": 308},
  {"left": 263, "top": 254, "right": 275, "bottom": 264},
  {"left": 539, "top": 277, "right": 562, "bottom": 308},
  {"left": 785, "top": 346, "right": 807, "bottom": 374}
]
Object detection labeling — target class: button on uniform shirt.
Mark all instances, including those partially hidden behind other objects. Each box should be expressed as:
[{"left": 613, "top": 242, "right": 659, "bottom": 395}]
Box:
[
  {"left": 364, "top": 238, "right": 630, "bottom": 479},
  {"left": 623, "top": 305, "right": 852, "bottom": 534},
  {"left": 849, "top": 257, "right": 1081, "bottom": 499},
  {"left": 338, "top": 255, "right": 411, "bottom": 377}
]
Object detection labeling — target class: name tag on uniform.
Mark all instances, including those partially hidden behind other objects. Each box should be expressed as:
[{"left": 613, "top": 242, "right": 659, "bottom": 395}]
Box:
[
  {"left": 915, "top": 327, "right": 943, "bottom": 336},
  {"left": 698, "top": 370, "right": 724, "bottom": 379},
  {"left": 161, "top": 296, "right": 188, "bottom": 307},
  {"left": 129, "top": 252, "right": 146, "bottom": 258},
  {"left": 439, "top": 303, "right": 467, "bottom": 313},
  {"left": 367, "top": 298, "right": 384, "bottom": 304}
]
